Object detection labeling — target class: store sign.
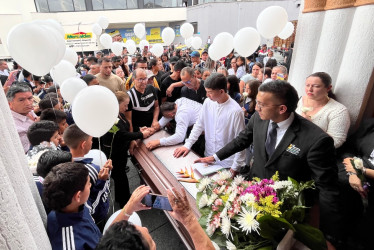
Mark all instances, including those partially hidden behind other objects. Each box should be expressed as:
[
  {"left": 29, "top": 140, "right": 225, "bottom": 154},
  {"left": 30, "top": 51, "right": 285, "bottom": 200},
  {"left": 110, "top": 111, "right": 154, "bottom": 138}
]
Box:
[
  {"left": 64, "top": 32, "right": 96, "bottom": 50},
  {"left": 106, "top": 26, "right": 166, "bottom": 44}
]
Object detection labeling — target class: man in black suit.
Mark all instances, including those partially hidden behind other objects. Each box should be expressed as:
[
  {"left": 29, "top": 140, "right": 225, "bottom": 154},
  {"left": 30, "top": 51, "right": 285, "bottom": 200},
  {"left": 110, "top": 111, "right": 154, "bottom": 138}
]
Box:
[{"left": 195, "top": 80, "right": 341, "bottom": 248}]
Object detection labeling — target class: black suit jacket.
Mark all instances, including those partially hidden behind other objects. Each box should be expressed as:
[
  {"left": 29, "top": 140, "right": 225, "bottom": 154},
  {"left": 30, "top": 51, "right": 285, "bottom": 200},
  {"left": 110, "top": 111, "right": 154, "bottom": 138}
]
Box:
[{"left": 216, "top": 112, "right": 341, "bottom": 238}]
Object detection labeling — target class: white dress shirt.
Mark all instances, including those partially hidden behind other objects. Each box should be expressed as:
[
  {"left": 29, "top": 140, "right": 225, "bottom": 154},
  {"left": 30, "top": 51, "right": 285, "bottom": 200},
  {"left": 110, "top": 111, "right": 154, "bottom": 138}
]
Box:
[
  {"left": 184, "top": 96, "right": 246, "bottom": 171},
  {"left": 159, "top": 98, "right": 202, "bottom": 146}
]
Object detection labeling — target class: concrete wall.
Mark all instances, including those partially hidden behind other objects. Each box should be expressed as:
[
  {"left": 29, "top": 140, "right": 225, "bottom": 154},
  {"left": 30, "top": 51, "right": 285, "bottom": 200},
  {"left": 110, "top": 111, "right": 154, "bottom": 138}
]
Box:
[
  {"left": 186, "top": 0, "right": 300, "bottom": 47},
  {"left": 289, "top": 2, "right": 374, "bottom": 126}
]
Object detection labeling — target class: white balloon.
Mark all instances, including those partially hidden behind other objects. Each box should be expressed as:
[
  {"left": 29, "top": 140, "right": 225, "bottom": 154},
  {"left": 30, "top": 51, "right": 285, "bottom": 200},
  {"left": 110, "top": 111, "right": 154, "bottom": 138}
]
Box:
[
  {"left": 256, "top": 6, "right": 288, "bottom": 39},
  {"left": 208, "top": 44, "right": 221, "bottom": 61},
  {"left": 233, "top": 27, "right": 261, "bottom": 57},
  {"left": 191, "top": 37, "right": 203, "bottom": 50},
  {"left": 45, "top": 19, "right": 65, "bottom": 38},
  {"left": 63, "top": 48, "right": 78, "bottom": 66},
  {"left": 139, "top": 40, "right": 149, "bottom": 51},
  {"left": 185, "top": 37, "right": 193, "bottom": 48},
  {"left": 125, "top": 39, "right": 136, "bottom": 47},
  {"left": 278, "top": 22, "right": 295, "bottom": 40},
  {"left": 84, "top": 149, "right": 107, "bottom": 168},
  {"left": 72, "top": 85, "right": 119, "bottom": 137},
  {"left": 134, "top": 23, "right": 146, "bottom": 39},
  {"left": 152, "top": 44, "right": 164, "bottom": 57},
  {"left": 60, "top": 77, "right": 87, "bottom": 104},
  {"left": 180, "top": 23, "right": 194, "bottom": 39},
  {"left": 111, "top": 42, "right": 123, "bottom": 56},
  {"left": 50, "top": 60, "right": 77, "bottom": 85},
  {"left": 213, "top": 32, "right": 234, "bottom": 58},
  {"left": 100, "top": 33, "right": 112, "bottom": 49},
  {"left": 92, "top": 23, "right": 102, "bottom": 36},
  {"left": 161, "top": 27, "right": 175, "bottom": 45},
  {"left": 97, "top": 16, "right": 109, "bottom": 29},
  {"left": 127, "top": 43, "right": 137, "bottom": 54},
  {"left": 7, "top": 21, "right": 65, "bottom": 76}
]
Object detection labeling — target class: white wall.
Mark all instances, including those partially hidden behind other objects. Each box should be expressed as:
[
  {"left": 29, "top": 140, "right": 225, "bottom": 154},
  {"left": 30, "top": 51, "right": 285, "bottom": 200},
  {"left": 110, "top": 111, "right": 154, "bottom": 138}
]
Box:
[{"left": 187, "top": 0, "right": 300, "bottom": 47}]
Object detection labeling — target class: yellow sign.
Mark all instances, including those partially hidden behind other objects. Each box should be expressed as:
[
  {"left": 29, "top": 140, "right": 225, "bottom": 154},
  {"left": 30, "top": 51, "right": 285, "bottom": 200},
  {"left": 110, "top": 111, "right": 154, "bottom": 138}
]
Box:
[{"left": 65, "top": 32, "right": 93, "bottom": 40}]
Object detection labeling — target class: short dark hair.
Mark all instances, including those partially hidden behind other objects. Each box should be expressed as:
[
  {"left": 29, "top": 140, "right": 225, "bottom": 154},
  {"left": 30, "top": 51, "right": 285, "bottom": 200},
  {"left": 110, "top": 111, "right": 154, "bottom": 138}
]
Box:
[
  {"left": 46, "top": 85, "right": 60, "bottom": 94},
  {"left": 173, "top": 60, "right": 187, "bottom": 72},
  {"left": 134, "top": 59, "right": 147, "bottom": 69},
  {"left": 86, "top": 56, "right": 98, "bottom": 63},
  {"left": 261, "top": 67, "right": 272, "bottom": 78},
  {"left": 43, "top": 162, "right": 88, "bottom": 211},
  {"left": 227, "top": 75, "right": 240, "bottom": 98},
  {"left": 39, "top": 98, "right": 59, "bottom": 111},
  {"left": 265, "top": 59, "right": 277, "bottom": 69},
  {"left": 27, "top": 121, "right": 59, "bottom": 146},
  {"left": 96, "top": 220, "right": 150, "bottom": 250},
  {"left": 112, "top": 56, "right": 121, "bottom": 62},
  {"left": 37, "top": 150, "right": 72, "bottom": 178},
  {"left": 148, "top": 58, "right": 158, "bottom": 69},
  {"left": 160, "top": 102, "right": 176, "bottom": 113},
  {"left": 22, "top": 69, "right": 32, "bottom": 79},
  {"left": 204, "top": 73, "right": 227, "bottom": 92},
  {"left": 81, "top": 74, "right": 97, "bottom": 85},
  {"left": 258, "top": 80, "right": 299, "bottom": 113},
  {"left": 43, "top": 75, "right": 53, "bottom": 83},
  {"left": 43, "top": 92, "right": 58, "bottom": 100},
  {"left": 40, "top": 108, "right": 67, "bottom": 124},
  {"left": 253, "top": 62, "right": 263, "bottom": 69},
  {"left": 6, "top": 83, "right": 32, "bottom": 101},
  {"left": 63, "top": 124, "right": 89, "bottom": 149},
  {"left": 99, "top": 57, "right": 111, "bottom": 65}
]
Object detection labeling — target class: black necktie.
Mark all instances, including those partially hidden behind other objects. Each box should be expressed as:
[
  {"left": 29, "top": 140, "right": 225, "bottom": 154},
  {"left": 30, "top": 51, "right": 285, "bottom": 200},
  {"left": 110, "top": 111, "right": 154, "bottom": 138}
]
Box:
[{"left": 265, "top": 122, "right": 278, "bottom": 157}]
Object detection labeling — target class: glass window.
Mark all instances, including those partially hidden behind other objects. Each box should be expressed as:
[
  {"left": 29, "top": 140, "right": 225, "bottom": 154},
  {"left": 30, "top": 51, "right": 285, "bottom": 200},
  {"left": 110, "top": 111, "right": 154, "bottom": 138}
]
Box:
[
  {"left": 48, "top": 0, "right": 74, "bottom": 11},
  {"left": 92, "top": 0, "right": 104, "bottom": 10},
  {"left": 35, "top": 0, "right": 50, "bottom": 12},
  {"left": 155, "top": 0, "right": 177, "bottom": 7},
  {"left": 103, "top": 0, "right": 126, "bottom": 9},
  {"left": 144, "top": 0, "right": 154, "bottom": 8},
  {"left": 127, "top": 0, "right": 138, "bottom": 8},
  {"left": 73, "top": 0, "right": 86, "bottom": 10}
]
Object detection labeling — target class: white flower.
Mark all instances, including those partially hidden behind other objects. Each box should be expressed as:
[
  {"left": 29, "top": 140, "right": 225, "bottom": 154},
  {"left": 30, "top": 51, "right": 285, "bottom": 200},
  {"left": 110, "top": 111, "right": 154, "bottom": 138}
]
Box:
[
  {"left": 220, "top": 207, "right": 228, "bottom": 218},
  {"left": 240, "top": 193, "right": 256, "bottom": 204},
  {"left": 226, "top": 240, "right": 237, "bottom": 250},
  {"left": 207, "top": 193, "right": 218, "bottom": 206},
  {"left": 228, "top": 189, "right": 238, "bottom": 202},
  {"left": 353, "top": 157, "right": 364, "bottom": 170},
  {"left": 237, "top": 207, "right": 260, "bottom": 235},
  {"left": 218, "top": 184, "right": 226, "bottom": 194},
  {"left": 242, "top": 92, "right": 249, "bottom": 98},
  {"left": 233, "top": 175, "right": 245, "bottom": 185},
  {"left": 114, "top": 118, "right": 120, "bottom": 125},
  {"left": 271, "top": 180, "right": 293, "bottom": 190},
  {"left": 206, "top": 224, "right": 215, "bottom": 237},
  {"left": 301, "top": 106, "right": 313, "bottom": 113},
  {"left": 217, "top": 170, "right": 232, "bottom": 181},
  {"left": 199, "top": 193, "right": 209, "bottom": 208},
  {"left": 221, "top": 215, "right": 231, "bottom": 238},
  {"left": 198, "top": 177, "right": 212, "bottom": 192}
]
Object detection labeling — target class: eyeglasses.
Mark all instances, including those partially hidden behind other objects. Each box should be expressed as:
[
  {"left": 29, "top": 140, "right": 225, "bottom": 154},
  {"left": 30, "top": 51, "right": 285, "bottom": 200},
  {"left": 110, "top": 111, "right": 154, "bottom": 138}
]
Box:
[
  {"left": 255, "top": 100, "right": 283, "bottom": 109},
  {"left": 182, "top": 80, "right": 191, "bottom": 85},
  {"left": 136, "top": 78, "right": 148, "bottom": 82}
]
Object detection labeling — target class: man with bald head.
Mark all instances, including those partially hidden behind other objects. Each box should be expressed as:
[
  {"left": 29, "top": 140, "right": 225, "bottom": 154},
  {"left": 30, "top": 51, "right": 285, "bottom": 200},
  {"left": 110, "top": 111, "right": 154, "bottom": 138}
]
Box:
[{"left": 125, "top": 68, "right": 160, "bottom": 133}]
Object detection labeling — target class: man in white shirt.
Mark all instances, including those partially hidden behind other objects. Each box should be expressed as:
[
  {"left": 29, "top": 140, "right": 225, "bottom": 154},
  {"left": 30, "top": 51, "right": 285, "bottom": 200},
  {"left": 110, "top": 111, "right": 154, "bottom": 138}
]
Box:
[
  {"left": 145, "top": 97, "right": 202, "bottom": 150},
  {"left": 174, "top": 73, "right": 246, "bottom": 174},
  {"left": 0, "top": 60, "right": 9, "bottom": 76}
]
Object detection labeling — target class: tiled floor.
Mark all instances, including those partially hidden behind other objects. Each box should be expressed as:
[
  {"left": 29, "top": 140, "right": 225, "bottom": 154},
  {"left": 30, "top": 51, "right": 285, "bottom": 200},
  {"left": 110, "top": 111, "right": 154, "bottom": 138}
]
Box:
[{"left": 109, "top": 159, "right": 187, "bottom": 250}]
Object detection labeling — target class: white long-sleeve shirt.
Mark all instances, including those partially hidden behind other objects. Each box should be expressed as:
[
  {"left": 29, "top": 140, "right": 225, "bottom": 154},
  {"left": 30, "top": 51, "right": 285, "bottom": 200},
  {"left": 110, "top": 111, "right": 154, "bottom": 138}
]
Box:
[
  {"left": 159, "top": 98, "right": 202, "bottom": 146},
  {"left": 184, "top": 96, "right": 246, "bottom": 171}
]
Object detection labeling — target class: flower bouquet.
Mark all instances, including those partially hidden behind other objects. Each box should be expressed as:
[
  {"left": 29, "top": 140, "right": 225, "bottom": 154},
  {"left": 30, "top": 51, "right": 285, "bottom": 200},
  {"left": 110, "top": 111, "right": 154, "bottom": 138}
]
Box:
[{"left": 196, "top": 171, "right": 326, "bottom": 250}]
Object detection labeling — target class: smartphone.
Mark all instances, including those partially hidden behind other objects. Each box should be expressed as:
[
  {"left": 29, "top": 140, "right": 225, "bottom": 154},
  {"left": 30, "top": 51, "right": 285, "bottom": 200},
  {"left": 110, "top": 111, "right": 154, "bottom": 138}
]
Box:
[{"left": 142, "top": 193, "right": 173, "bottom": 211}]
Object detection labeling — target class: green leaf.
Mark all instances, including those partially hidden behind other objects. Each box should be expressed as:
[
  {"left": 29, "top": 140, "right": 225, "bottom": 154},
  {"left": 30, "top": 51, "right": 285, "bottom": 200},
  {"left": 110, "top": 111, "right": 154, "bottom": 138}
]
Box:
[
  {"left": 210, "top": 232, "right": 227, "bottom": 247},
  {"left": 287, "top": 177, "right": 299, "bottom": 189},
  {"left": 258, "top": 215, "right": 295, "bottom": 240},
  {"left": 293, "top": 224, "right": 327, "bottom": 250}
]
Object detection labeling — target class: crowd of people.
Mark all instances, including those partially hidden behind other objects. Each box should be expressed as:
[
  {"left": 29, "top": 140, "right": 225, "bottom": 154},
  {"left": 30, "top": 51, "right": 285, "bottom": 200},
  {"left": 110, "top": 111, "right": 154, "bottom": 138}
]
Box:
[{"left": 0, "top": 41, "right": 372, "bottom": 250}]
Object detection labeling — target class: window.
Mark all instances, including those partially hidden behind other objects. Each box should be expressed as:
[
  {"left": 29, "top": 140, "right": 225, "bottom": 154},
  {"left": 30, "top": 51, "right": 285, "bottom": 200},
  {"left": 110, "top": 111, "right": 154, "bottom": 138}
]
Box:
[
  {"left": 35, "top": 0, "right": 86, "bottom": 12},
  {"left": 73, "top": 0, "right": 86, "bottom": 10},
  {"left": 103, "top": 0, "right": 127, "bottom": 9},
  {"left": 35, "top": 0, "right": 49, "bottom": 12},
  {"left": 144, "top": 0, "right": 154, "bottom": 8},
  {"left": 48, "top": 0, "right": 74, "bottom": 11}
]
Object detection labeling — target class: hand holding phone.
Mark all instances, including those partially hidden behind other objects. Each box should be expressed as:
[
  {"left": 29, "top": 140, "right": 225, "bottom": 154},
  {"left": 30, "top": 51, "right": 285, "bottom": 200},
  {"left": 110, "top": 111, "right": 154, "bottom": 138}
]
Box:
[{"left": 142, "top": 193, "right": 173, "bottom": 211}]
